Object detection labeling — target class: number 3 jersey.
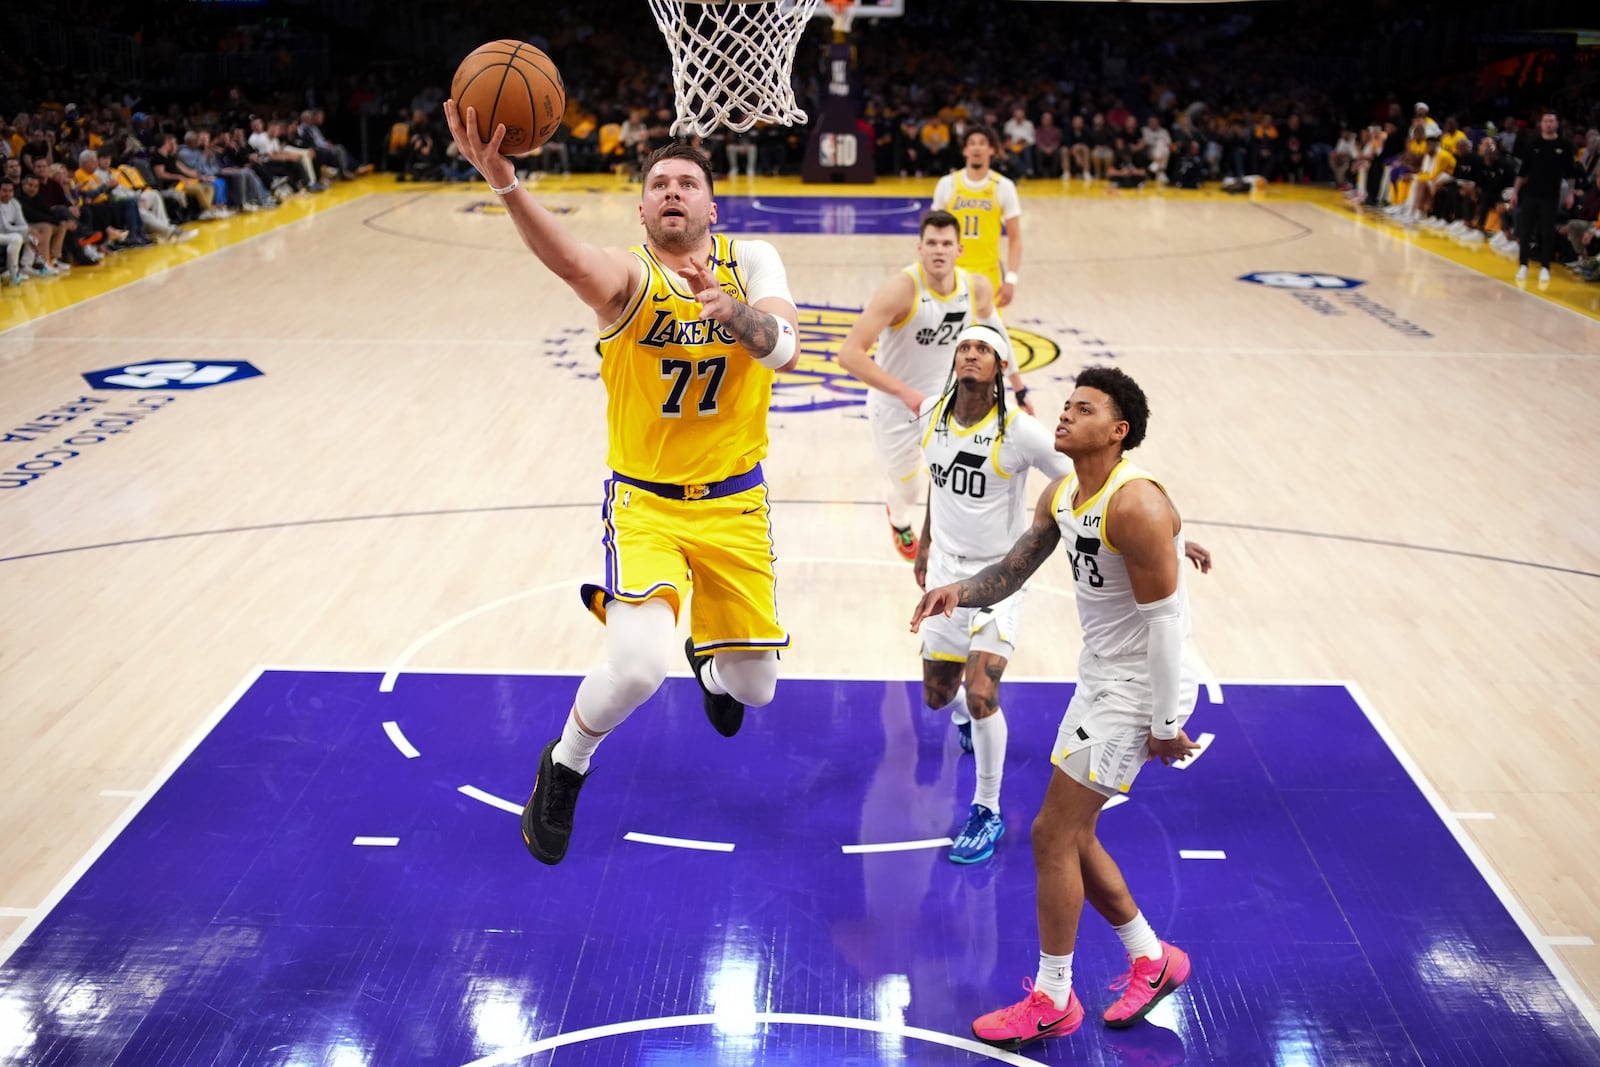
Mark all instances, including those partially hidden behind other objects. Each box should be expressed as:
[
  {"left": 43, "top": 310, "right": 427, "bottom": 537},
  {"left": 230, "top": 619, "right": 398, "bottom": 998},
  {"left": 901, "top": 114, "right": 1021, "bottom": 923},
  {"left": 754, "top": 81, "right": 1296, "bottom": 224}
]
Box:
[
  {"left": 1051, "top": 457, "right": 1192, "bottom": 658},
  {"left": 597, "top": 233, "right": 791, "bottom": 485},
  {"left": 918, "top": 395, "right": 1073, "bottom": 560}
]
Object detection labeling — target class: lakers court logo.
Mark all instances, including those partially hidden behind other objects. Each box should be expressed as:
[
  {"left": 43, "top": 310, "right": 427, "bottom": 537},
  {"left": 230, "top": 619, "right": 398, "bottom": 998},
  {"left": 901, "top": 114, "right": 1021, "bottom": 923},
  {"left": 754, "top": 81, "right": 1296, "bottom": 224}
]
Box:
[
  {"left": 538, "top": 303, "right": 1064, "bottom": 414},
  {"left": 772, "top": 304, "right": 1062, "bottom": 413}
]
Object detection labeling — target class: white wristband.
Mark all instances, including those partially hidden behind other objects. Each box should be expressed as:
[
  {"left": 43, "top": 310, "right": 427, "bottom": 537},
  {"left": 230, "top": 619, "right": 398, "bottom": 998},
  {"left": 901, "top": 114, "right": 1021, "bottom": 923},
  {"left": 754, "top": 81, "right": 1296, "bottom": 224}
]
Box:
[
  {"left": 754, "top": 318, "right": 797, "bottom": 370},
  {"left": 490, "top": 177, "right": 519, "bottom": 196},
  {"left": 1003, "top": 271, "right": 1019, "bottom": 285}
]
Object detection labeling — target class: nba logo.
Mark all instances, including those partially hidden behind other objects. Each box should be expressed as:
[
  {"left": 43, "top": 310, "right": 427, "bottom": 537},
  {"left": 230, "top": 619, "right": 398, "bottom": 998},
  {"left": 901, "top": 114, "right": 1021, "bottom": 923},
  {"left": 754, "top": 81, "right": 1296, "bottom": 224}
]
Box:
[{"left": 818, "top": 133, "right": 857, "bottom": 168}]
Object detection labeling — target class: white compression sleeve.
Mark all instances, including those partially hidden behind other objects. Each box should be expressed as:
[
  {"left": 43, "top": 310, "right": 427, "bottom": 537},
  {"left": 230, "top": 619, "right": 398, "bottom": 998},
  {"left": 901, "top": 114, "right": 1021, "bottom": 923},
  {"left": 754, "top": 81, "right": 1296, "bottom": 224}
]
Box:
[{"left": 1136, "top": 591, "right": 1184, "bottom": 740}]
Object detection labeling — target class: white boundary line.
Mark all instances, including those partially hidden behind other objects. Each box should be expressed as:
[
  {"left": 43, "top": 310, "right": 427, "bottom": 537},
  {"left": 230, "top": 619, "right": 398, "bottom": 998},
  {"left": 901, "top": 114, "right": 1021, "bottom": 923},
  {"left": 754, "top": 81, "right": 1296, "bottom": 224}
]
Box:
[
  {"left": 1549, "top": 937, "right": 1596, "bottom": 948},
  {"left": 382, "top": 720, "right": 421, "bottom": 758},
  {"left": 352, "top": 836, "right": 399, "bottom": 847},
  {"left": 0, "top": 665, "right": 266, "bottom": 970},
  {"left": 1346, "top": 681, "right": 1600, "bottom": 1034},
  {"left": 458, "top": 1011, "right": 1048, "bottom": 1067},
  {"left": 0, "top": 908, "right": 32, "bottom": 919},
  {"left": 379, "top": 580, "right": 572, "bottom": 692},
  {"left": 623, "top": 832, "right": 736, "bottom": 853},
  {"left": 1307, "top": 201, "right": 1600, "bottom": 328},
  {"left": 841, "top": 837, "right": 953, "bottom": 855},
  {"left": 1448, "top": 811, "right": 1497, "bottom": 821},
  {"left": 457, "top": 784, "right": 523, "bottom": 816},
  {"left": 1178, "top": 849, "right": 1227, "bottom": 860},
  {"left": 0, "top": 196, "right": 375, "bottom": 338}
]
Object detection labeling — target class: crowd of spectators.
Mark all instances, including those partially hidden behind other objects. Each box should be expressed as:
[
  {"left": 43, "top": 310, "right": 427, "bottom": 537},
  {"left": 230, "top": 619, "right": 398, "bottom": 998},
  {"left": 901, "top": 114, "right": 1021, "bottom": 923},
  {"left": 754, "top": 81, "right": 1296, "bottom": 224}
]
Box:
[
  {"left": 0, "top": 96, "right": 369, "bottom": 287},
  {"left": 3, "top": 0, "right": 1596, "bottom": 286}
]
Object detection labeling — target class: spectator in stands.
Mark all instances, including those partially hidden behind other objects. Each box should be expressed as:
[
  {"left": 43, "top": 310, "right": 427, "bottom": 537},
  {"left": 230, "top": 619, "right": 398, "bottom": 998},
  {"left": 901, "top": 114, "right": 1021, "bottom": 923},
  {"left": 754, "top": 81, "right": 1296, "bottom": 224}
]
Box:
[
  {"left": 16, "top": 174, "right": 69, "bottom": 274},
  {"left": 250, "top": 119, "right": 321, "bottom": 190},
  {"left": 297, "top": 109, "right": 358, "bottom": 180},
  {"left": 74, "top": 149, "right": 150, "bottom": 247},
  {"left": 1140, "top": 114, "right": 1172, "bottom": 183},
  {"left": 1107, "top": 136, "right": 1147, "bottom": 188},
  {"left": 1331, "top": 128, "right": 1358, "bottom": 189},
  {"left": 1003, "top": 106, "right": 1036, "bottom": 179},
  {"left": 105, "top": 150, "right": 195, "bottom": 242},
  {"left": 1088, "top": 112, "right": 1115, "bottom": 180},
  {"left": 1064, "top": 113, "right": 1090, "bottom": 180},
  {"left": 0, "top": 178, "right": 36, "bottom": 286},
  {"left": 920, "top": 111, "right": 955, "bottom": 174},
  {"left": 1034, "top": 112, "right": 1062, "bottom": 179},
  {"left": 150, "top": 133, "right": 223, "bottom": 220},
  {"left": 1281, "top": 114, "right": 1308, "bottom": 184}
]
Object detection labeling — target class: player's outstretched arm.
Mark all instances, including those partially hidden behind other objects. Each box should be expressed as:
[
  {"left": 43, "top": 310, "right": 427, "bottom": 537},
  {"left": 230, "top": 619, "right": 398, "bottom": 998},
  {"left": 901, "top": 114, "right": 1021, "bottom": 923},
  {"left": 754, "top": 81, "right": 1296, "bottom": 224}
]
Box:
[
  {"left": 444, "top": 100, "right": 634, "bottom": 315},
  {"left": 678, "top": 262, "right": 801, "bottom": 372},
  {"left": 837, "top": 273, "right": 922, "bottom": 412},
  {"left": 911, "top": 478, "right": 1063, "bottom": 630}
]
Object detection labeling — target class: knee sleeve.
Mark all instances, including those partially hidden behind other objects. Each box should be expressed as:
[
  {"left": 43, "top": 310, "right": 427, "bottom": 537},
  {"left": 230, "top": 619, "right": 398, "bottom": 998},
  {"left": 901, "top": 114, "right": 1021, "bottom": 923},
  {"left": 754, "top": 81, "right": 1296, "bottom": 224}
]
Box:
[
  {"left": 575, "top": 598, "right": 675, "bottom": 731},
  {"left": 712, "top": 650, "right": 779, "bottom": 708}
]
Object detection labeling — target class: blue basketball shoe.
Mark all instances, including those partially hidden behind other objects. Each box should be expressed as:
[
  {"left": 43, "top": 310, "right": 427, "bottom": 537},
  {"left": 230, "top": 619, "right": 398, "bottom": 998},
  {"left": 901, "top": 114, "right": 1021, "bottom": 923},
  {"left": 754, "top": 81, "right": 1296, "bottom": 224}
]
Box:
[{"left": 949, "top": 803, "right": 1004, "bottom": 863}]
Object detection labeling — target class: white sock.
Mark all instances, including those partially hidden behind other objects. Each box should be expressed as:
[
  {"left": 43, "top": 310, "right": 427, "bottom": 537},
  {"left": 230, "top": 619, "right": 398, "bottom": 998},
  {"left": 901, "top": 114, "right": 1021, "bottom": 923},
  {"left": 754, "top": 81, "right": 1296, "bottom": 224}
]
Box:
[
  {"left": 551, "top": 708, "right": 605, "bottom": 774},
  {"left": 1113, "top": 911, "right": 1162, "bottom": 963},
  {"left": 971, "top": 709, "right": 1007, "bottom": 813},
  {"left": 947, "top": 685, "right": 969, "bottom": 726},
  {"left": 1035, "top": 951, "right": 1073, "bottom": 1009},
  {"left": 703, "top": 656, "right": 729, "bottom": 696}
]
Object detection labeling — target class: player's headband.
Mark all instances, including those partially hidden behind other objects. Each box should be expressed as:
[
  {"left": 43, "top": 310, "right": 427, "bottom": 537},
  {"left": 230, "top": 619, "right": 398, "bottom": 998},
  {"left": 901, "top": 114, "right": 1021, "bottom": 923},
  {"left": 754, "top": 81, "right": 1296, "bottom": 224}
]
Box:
[{"left": 954, "top": 323, "right": 1012, "bottom": 365}]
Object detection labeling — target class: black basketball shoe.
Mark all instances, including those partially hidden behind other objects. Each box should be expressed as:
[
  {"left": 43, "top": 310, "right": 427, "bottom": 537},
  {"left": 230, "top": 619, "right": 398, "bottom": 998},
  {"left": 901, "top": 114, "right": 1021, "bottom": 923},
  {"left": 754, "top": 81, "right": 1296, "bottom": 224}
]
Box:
[
  {"left": 521, "top": 738, "right": 588, "bottom": 865},
  {"left": 685, "top": 637, "right": 745, "bottom": 737}
]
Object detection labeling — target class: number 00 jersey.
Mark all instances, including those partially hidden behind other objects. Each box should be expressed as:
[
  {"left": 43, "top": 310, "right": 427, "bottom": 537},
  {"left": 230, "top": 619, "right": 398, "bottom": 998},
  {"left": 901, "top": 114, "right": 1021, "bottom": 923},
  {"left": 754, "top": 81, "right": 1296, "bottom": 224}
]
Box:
[
  {"left": 1051, "top": 457, "right": 1191, "bottom": 658},
  {"left": 919, "top": 395, "right": 1073, "bottom": 560},
  {"left": 598, "top": 233, "right": 775, "bottom": 485}
]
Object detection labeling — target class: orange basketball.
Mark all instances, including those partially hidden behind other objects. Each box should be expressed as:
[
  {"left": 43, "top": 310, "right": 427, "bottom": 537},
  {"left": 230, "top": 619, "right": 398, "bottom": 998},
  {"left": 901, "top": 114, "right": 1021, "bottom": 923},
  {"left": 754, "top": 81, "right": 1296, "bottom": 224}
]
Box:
[{"left": 451, "top": 40, "right": 565, "bottom": 156}]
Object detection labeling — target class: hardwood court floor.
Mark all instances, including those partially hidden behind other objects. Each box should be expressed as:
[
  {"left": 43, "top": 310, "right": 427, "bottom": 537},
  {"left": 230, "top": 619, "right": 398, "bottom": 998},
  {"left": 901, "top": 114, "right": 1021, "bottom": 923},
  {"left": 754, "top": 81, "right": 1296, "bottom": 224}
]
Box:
[{"left": 2, "top": 174, "right": 1598, "bottom": 1032}]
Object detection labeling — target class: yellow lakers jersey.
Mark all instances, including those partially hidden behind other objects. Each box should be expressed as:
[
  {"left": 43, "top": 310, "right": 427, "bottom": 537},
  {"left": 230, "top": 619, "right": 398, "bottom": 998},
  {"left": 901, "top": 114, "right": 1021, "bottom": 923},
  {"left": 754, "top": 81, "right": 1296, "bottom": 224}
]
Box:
[
  {"left": 598, "top": 232, "right": 773, "bottom": 485},
  {"left": 947, "top": 173, "right": 1006, "bottom": 283}
]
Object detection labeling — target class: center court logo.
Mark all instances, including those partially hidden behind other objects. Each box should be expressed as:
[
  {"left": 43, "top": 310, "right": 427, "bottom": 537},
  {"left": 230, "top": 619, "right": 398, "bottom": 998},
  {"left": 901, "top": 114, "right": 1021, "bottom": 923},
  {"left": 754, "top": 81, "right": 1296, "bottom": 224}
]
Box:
[
  {"left": 776, "top": 304, "right": 1061, "bottom": 414},
  {"left": 537, "top": 305, "right": 1063, "bottom": 415}
]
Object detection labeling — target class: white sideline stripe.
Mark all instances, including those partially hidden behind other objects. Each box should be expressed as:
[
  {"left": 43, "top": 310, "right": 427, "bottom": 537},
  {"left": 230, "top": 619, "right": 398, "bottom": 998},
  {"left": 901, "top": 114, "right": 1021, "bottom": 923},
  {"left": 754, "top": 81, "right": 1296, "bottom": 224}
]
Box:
[
  {"left": 379, "top": 580, "right": 572, "bottom": 692},
  {"left": 458, "top": 784, "right": 523, "bottom": 816},
  {"left": 459, "top": 1010, "right": 1050, "bottom": 1067},
  {"left": 383, "top": 720, "right": 421, "bottom": 758},
  {"left": 1179, "top": 850, "right": 1227, "bottom": 860},
  {"left": 1546, "top": 937, "right": 1595, "bottom": 947},
  {"left": 624, "top": 832, "right": 735, "bottom": 853},
  {"left": 0, "top": 666, "right": 267, "bottom": 972},
  {"left": 1172, "top": 732, "right": 1216, "bottom": 771},
  {"left": 1448, "top": 811, "right": 1497, "bottom": 821},
  {"left": 0, "top": 908, "right": 33, "bottom": 918},
  {"left": 841, "top": 837, "right": 953, "bottom": 855},
  {"left": 353, "top": 836, "right": 399, "bottom": 847},
  {"left": 1347, "top": 682, "right": 1600, "bottom": 1035},
  {"left": 98, "top": 789, "right": 140, "bottom": 798}
]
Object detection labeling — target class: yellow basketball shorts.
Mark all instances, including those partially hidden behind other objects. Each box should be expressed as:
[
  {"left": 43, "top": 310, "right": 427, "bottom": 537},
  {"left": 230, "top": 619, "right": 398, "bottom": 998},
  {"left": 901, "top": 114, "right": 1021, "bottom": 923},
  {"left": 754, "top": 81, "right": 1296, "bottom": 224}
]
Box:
[{"left": 581, "top": 472, "right": 790, "bottom": 654}]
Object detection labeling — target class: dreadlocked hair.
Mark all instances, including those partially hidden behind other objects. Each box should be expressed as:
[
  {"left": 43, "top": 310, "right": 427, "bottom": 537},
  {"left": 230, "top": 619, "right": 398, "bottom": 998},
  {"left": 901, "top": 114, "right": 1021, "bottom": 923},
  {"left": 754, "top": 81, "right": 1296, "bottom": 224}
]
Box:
[{"left": 933, "top": 358, "right": 1008, "bottom": 440}]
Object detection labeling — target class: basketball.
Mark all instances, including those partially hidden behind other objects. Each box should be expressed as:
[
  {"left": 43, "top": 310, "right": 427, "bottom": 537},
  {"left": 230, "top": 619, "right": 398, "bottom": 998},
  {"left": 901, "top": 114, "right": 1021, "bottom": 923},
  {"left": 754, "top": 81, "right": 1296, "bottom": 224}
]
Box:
[{"left": 451, "top": 40, "right": 565, "bottom": 156}]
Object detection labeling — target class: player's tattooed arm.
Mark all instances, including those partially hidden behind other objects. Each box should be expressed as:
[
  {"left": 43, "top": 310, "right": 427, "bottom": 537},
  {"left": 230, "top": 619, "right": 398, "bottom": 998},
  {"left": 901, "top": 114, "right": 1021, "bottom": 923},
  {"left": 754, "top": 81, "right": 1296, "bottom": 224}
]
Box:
[
  {"left": 954, "top": 508, "right": 1061, "bottom": 608},
  {"left": 724, "top": 299, "right": 781, "bottom": 357}
]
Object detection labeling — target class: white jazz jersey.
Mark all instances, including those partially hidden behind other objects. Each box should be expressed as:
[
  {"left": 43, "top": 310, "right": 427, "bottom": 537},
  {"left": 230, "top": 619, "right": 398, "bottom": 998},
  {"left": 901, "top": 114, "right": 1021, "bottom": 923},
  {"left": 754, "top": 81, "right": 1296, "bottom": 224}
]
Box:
[
  {"left": 1051, "top": 457, "right": 1191, "bottom": 657},
  {"left": 919, "top": 395, "right": 1073, "bottom": 560},
  {"left": 868, "top": 264, "right": 976, "bottom": 409}
]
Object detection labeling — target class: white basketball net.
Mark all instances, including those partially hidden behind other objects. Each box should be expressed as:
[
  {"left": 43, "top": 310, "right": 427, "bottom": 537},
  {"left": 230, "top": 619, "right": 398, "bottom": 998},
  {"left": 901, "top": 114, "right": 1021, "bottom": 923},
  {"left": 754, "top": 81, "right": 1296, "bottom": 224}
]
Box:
[{"left": 647, "top": 0, "right": 824, "bottom": 137}]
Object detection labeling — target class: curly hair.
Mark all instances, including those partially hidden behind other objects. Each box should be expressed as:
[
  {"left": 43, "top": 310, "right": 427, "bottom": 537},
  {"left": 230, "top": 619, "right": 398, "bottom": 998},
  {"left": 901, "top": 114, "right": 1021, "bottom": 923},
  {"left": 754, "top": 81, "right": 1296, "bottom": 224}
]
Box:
[{"left": 1074, "top": 365, "right": 1149, "bottom": 451}]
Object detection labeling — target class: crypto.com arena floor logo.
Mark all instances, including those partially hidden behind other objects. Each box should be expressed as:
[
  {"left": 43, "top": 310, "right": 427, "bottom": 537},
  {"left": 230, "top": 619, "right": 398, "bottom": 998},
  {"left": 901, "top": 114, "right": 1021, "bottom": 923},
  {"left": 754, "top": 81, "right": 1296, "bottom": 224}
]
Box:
[{"left": 776, "top": 303, "right": 1061, "bottom": 413}]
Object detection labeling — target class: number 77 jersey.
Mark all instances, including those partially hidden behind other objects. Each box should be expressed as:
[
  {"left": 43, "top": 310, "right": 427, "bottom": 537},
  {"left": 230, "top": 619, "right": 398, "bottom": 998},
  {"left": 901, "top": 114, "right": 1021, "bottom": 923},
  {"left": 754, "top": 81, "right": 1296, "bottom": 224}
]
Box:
[{"left": 598, "top": 232, "right": 775, "bottom": 485}]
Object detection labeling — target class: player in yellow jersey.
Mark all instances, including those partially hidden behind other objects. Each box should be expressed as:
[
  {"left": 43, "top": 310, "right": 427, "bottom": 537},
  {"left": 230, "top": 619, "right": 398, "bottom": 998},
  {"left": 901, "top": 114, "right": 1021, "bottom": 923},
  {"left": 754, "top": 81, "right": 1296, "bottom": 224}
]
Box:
[
  {"left": 932, "top": 126, "right": 1024, "bottom": 308},
  {"left": 444, "top": 103, "right": 801, "bottom": 866}
]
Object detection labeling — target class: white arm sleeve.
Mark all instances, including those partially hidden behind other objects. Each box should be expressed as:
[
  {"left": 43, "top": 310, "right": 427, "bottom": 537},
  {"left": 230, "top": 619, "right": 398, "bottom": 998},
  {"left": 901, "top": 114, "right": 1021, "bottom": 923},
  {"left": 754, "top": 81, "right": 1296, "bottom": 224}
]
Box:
[
  {"left": 735, "top": 239, "right": 795, "bottom": 308},
  {"left": 1137, "top": 591, "right": 1184, "bottom": 740}
]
